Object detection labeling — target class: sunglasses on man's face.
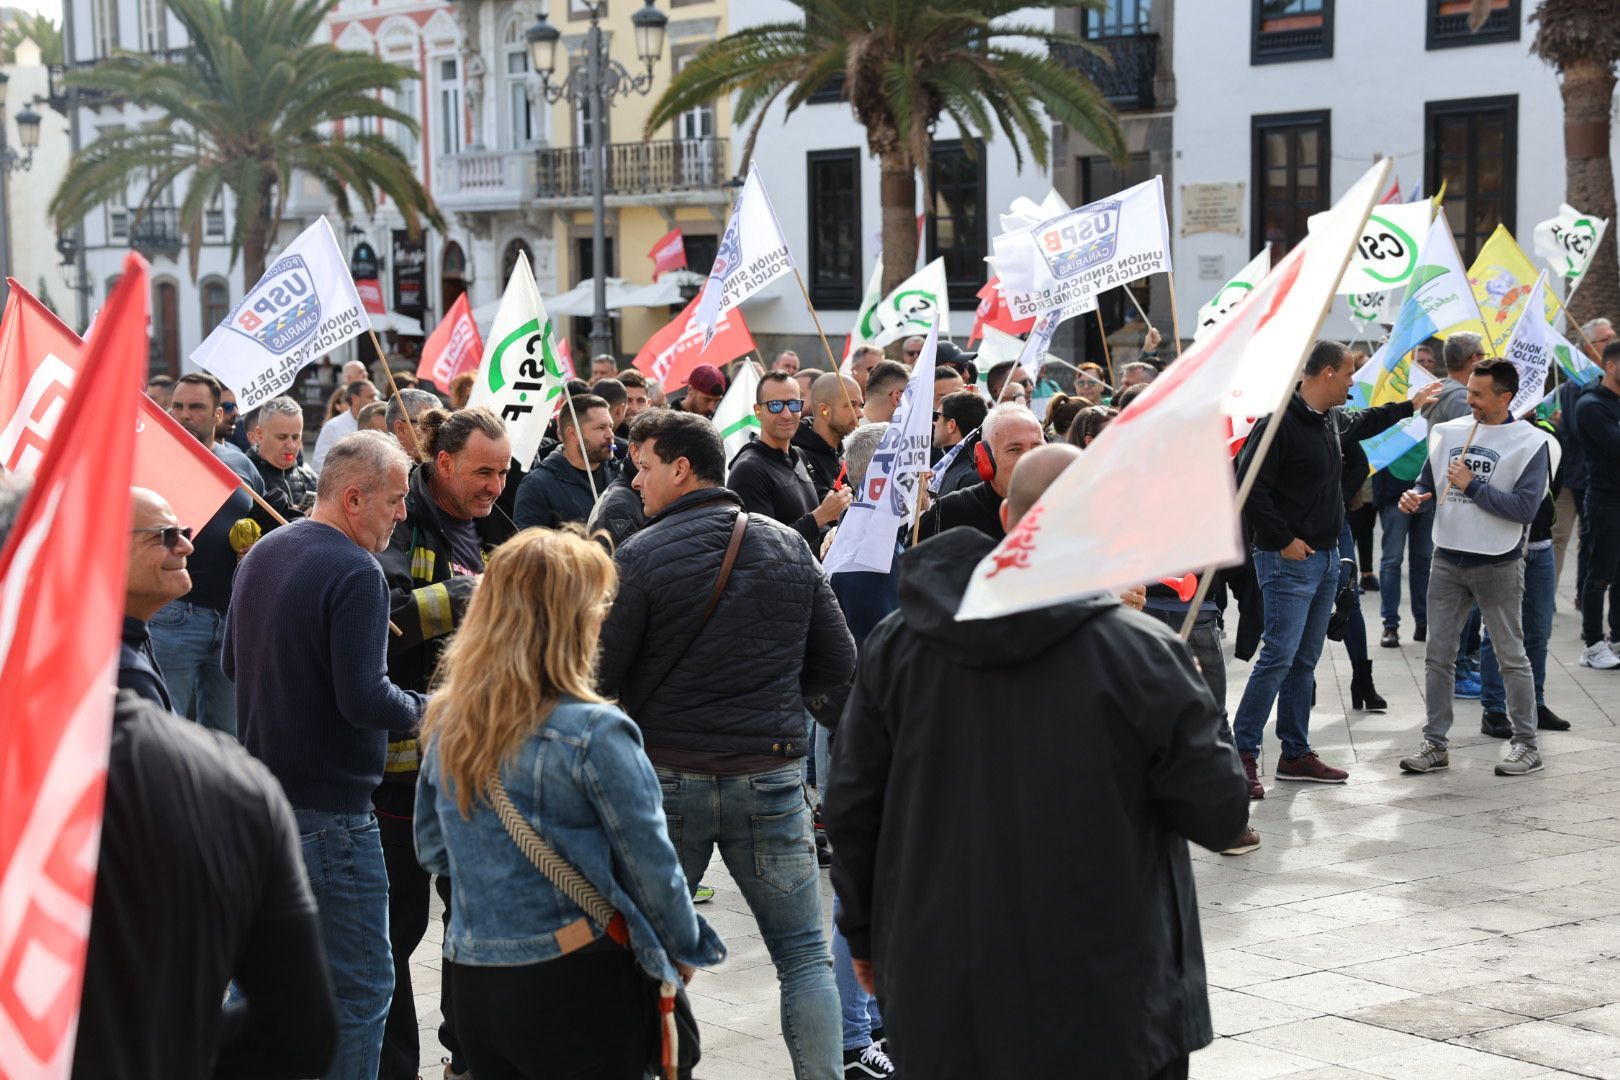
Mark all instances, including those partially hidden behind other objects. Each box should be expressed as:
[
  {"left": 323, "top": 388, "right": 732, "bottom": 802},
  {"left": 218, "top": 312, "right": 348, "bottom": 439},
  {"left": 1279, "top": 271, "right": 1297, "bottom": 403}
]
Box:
[
  {"left": 133, "top": 525, "right": 193, "bottom": 550},
  {"left": 221, "top": 402, "right": 238, "bottom": 414},
  {"left": 762, "top": 399, "right": 804, "bottom": 415}
]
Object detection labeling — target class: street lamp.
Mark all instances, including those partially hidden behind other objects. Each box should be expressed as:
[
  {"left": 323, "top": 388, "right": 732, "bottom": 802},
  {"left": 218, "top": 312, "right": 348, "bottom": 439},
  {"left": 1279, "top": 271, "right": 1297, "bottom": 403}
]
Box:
[
  {"left": 0, "top": 71, "right": 43, "bottom": 309},
  {"left": 527, "top": 0, "right": 667, "bottom": 360}
]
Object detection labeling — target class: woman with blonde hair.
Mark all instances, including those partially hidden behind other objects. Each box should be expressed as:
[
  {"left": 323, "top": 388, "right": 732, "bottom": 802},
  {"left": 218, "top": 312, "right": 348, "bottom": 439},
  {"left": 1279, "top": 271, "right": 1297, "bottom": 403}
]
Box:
[{"left": 416, "top": 527, "right": 724, "bottom": 1079}]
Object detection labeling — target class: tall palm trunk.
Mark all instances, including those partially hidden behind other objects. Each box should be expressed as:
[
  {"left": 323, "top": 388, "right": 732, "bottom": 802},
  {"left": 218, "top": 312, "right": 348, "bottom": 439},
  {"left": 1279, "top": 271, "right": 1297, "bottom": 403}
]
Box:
[
  {"left": 879, "top": 153, "right": 919, "bottom": 298},
  {"left": 1558, "top": 56, "right": 1619, "bottom": 326},
  {"left": 242, "top": 213, "right": 272, "bottom": 286}
]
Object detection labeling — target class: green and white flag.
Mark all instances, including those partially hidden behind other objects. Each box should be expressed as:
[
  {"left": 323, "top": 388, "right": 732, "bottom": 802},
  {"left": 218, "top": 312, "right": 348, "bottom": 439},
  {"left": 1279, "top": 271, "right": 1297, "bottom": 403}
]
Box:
[
  {"left": 873, "top": 258, "right": 950, "bottom": 345},
  {"left": 1533, "top": 202, "right": 1608, "bottom": 283},
  {"left": 715, "top": 359, "right": 762, "bottom": 472},
  {"left": 1347, "top": 288, "right": 1392, "bottom": 327},
  {"left": 841, "top": 259, "right": 886, "bottom": 374},
  {"left": 468, "top": 251, "right": 567, "bottom": 466},
  {"left": 1195, "top": 249, "right": 1270, "bottom": 342},
  {"left": 1325, "top": 200, "right": 1431, "bottom": 294}
]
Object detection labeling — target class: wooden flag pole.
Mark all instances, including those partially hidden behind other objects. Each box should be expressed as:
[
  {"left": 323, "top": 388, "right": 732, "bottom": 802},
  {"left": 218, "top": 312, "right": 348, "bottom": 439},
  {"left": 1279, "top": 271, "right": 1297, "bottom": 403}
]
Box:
[
  {"left": 910, "top": 472, "right": 932, "bottom": 547},
  {"left": 1434, "top": 422, "right": 1478, "bottom": 507},
  {"left": 559, "top": 384, "right": 601, "bottom": 506},
  {"left": 1164, "top": 270, "right": 1185, "bottom": 359},
  {"left": 372, "top": 329, "right": 426, "bottom": 463},
  {"left": 1124, "top": 282, "right": 1155, "bottom": 333},
  {"left": 1094, "top": 308, "right": 1116, "bottom": 389},
  {"left": 789, "top": 266, "right": 860, "bottom": 415}
]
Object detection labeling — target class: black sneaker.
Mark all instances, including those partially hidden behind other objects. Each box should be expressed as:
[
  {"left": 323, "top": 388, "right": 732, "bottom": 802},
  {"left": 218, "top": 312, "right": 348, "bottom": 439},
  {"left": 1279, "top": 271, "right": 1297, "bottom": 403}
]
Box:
[
  {"left": 1480, "top": 710, "right": 1512, "bottom": 739},
  {"left": 815, "top": 829, "right": 833, "bottom": 868},
  {"left": 1380, "top": 627, "right": 1400, "bottom": 648},
  {"left": 1414, "top": 623, "right": 1427, "bottom": 642},
  {"left": 844, "top": 1042, "right": 896, "bottom": 1077},
  {"left": 1538, "top": 705, "right": 1571, "bottom": 731}
]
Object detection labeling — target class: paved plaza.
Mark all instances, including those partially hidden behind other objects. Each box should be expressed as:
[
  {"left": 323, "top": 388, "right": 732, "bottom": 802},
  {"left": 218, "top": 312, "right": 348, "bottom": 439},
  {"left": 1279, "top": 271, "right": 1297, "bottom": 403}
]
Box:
[{"left": 415, "top": 567, "right": 1620, "bottom": 1079}]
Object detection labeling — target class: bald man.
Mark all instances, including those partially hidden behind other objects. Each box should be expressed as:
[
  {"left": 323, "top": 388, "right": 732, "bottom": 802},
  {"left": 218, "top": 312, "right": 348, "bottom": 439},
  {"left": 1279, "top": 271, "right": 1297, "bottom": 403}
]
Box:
[
  {"left": 793, "top": 372, "right": 865, "bottom": 497},
  {"left": 123, "top": 487, "right": 197, "bottom": 710},
  {"left": 343, "top": 360, "right": 369, "bottom": 384}
]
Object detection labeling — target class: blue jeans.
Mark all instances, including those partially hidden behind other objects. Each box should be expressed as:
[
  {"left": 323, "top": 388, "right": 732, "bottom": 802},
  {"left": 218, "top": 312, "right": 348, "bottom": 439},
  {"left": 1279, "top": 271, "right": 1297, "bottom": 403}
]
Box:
[
  {"left": 1233, "top": 548, "right": 1340, "bottom": 760},
  {"left": 297, "top": 811, "right": 393, "bottom": 1080},
  {"left": 656, "top": 765, "right": 841, "bottom": 1080},
  {"left": 1481, "top": 546, "right": 1554, "bottom": 711},
  {"left": 147, "top": 600, "right": 237, "bottom": 736},
  {"left": 1378, "top": 502, "right": 1432, "bottom": 631},
  {"left": 1338, "top": 523, "right": 1369, "bottom": 666},
  {"left": 813, "top": 725, "right": 883, "bottom": 1051}
]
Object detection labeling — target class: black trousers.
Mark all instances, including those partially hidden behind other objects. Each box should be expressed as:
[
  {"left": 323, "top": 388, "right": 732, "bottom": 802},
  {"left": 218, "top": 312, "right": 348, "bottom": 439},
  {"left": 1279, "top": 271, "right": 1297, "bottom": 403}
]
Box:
[
  {"left": 449, "top": 939, "right": 653, "bottom": 1080},
  {"left": 377, "top": 801, "right": 431, "bottom": 1080},
  {"left": 1348, "top": 502, "right": 1376, "bottom": 573},
  {"left": 1147, "top": 1055, "right": 1190, "bottom": 1080}
]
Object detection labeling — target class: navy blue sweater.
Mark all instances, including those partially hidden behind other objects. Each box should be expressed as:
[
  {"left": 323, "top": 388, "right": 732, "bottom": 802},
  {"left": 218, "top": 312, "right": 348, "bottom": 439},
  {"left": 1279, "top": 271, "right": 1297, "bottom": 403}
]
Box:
[{"left": 224, "top": 517, "right": 424, "bottom": 812}]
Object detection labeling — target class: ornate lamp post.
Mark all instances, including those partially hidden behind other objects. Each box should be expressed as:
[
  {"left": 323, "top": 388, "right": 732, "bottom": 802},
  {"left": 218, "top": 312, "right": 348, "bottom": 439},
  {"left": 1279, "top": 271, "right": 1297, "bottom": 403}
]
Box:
[
  {"left": 528, "top": 0, "right": 667, "bottom": 361},
  {"left": 0, "top": 70, "right": 43, "bottom": 310}
]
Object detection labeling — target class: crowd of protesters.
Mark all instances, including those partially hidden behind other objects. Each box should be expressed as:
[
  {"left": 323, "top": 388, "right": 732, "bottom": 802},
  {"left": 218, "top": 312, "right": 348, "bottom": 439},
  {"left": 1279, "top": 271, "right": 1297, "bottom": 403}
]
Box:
[{"left": 2, "top": 296, "right": 1610, "bottom": 1080}]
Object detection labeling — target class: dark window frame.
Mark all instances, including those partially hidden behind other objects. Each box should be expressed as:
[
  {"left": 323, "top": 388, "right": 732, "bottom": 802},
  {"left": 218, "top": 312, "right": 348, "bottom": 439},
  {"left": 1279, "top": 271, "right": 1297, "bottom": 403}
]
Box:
[
  {"left": 927, "top": 139, "right": 988, "bottom": 310},
  {"left": 1427, "top": 0, "right": 1520, "bottom": 49},
  {"left": 1251, "top": 109, "right": 1331, "bottom": 261},
  {"left": 806, "top": 148, "right": 863, "bottom": 308},
  {"left": 1424, "top": 95, "right": 1518, "bottom": 266},
  {"left": 1251, "top": 0, "right": 1334, "bottom": 65},
  {"left": 1085, "top": 0, "right": 1153, "bottom": 37}
]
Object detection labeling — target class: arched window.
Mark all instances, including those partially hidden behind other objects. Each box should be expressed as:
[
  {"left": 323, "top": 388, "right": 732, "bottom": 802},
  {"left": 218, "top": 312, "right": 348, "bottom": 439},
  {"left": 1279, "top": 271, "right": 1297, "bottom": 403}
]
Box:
[
  {"left": 501, "top": 238, "right": 532, "bottom": 282},
  {"left": 442, "top": 241, "right": 467, "bottom": 313},
  {"left": 200, "top": 277, "right": 231, "bottom": 335}
]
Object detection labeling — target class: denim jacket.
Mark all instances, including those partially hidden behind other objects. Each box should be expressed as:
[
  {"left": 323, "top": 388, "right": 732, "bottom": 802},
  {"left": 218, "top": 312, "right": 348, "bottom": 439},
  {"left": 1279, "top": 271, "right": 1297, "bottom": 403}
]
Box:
[{"left": 415, "top": 695, "right": 725, "bottom": 982}]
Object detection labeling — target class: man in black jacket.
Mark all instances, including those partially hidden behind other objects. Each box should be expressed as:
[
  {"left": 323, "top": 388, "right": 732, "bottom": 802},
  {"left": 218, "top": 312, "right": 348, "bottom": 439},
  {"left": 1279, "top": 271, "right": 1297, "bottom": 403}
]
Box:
[
  {"left": 122, "top": 488, "right": 195, "bottom": 710},
  {"left": 934, "top": 390, "right": 989, "bottom": 496},
  {"left": 1233, "top": 341, "right": 1436, "bottom": 794},
  {"left": 826, "top": 444, "right": 1248, "bottom": 1080},
  {"left": 729, "top": 371, "right": 852, "bottom": 551},
  {"left": 916, "top": 401, "right": 1044, "bottom": 542},
  {"left": 792, "top": 371, "right": 863, "bottom": 497},
  {"left": 600, "top": 409, "right": 857, "bottom": 1079},
  {"left": 375, "top": 406, "right": 515, "bottom": 1080},
  {"left": 248, "top": 397, "right": 318, "bottom": 528},
  {"left": 512, "top": 393, "right": 614, "bottom": 528},
  {"left": 1574, "top": 340, "right": 1620, "bottom": 669}
]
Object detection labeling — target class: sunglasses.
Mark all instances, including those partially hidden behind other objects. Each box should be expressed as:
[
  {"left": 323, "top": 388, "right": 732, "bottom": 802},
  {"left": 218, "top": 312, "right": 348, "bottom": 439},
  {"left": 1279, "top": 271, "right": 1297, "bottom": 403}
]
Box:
[
  {"left": 221, "top": 402, "right": 238, "bottom": 413},
  {"left": 932, "top": 410, "right": 942, "bottom": 420},
  {"left": 762, "top": 399, "right": 804, "bottom": 414},
  {"left": 133, "top": 525, "right": 193, "bottom": 550}
]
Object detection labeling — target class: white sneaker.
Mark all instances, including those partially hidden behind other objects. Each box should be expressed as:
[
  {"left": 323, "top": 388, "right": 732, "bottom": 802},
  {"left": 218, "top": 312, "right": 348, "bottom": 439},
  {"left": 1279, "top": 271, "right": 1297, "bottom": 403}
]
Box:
[{"left": 1579, "top": 641, "right": 1620, "bottom": 670}]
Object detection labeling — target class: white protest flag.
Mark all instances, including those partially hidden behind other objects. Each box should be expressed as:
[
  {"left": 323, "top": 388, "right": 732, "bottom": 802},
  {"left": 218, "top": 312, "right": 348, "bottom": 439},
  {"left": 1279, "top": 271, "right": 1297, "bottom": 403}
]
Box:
[
  {"left": 1224, "top": 159, "right": 1394, "bottom": 417},
  {"left": 873, "top": 258, "right": 951, "bottom": 345},
  {"left": 1195, "top": 248, "right": 1270, "bottom": 342},
  {"left": 692, "top": 160, "right": 793, "bottom": 348},
  {"left": 1502, "top": 271, "right": 1563, "bottom": 418},
  {"left": 1329, "top": 200, "right": 1431, "bottom": 294},
  {"left": 467, "top": 251, "right": 567, "bottom": 467},
  {"left": 841, "top": 258, "right": 886, "bottom": 373},
  {"left": 1534, "top": 202, "right": 1608, "bottom": 283},
  {"left": 822, "top": 315, "right": 939, "bottom": 575},
  {"left": 191, "top": 217, "right": 368, "bottom": 411},
  {"left": 959, "top": 159, "right": 1393, "bottom": 620},
  {"left": 1017, "top": 309, "right": 1063, "bottom": 370},
  {"left": 1347, "top": 288, "right": 1392, "bottom": 327},
  {"left": 991, "top": 176, "right": 1170, "bottom": 322},
  {"left": 714, "top": 360, "right": 762, "bottom": 468}
]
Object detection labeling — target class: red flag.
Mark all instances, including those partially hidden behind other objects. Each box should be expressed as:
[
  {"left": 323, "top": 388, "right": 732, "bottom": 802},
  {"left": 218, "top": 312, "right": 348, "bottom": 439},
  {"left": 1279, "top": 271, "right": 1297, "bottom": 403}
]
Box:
[
  {"left": 0, "top": 253, "right": 149, "bottom": 1078},
  {"left": 967, "top": 277, "right": 1035, "bottom": 346},
  {"left": 0, "top": 279, "right": 241, "bottom": 530},
  {"left": 632, "top": 292, "right": 756, "bottom": 390},
  {"left": 416, "top": 292, "right": 484, "bottom": 388},
  {"left": 355, "top": 278, "right": 387, "bottom": 316},
  {"left": 556, "top": 335, "right": 577, "bottom": 381},
  {"left": 648, "top": 229, "right": 687, "bottom": 280}
]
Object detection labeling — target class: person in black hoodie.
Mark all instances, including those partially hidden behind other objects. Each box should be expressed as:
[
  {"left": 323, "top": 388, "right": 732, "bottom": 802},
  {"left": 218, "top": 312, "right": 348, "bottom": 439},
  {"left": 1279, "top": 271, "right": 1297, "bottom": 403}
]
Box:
[
  {"left": 729, "top": 371, "right": 851, "bottom": 551},
  {"left": 826, "top": 444, "right": 1248, "bottom": 1080},
  {"left": 792, "top": 371, "right": 863, "bottom": 497},
  {"left": 1573, "top": 340, "right": 1620, "bottom": 668},
  {"left": 375, "top": 406, "right": 516, "bottom": 1080},
  {"left": 1232, "top": 341, "right": 1437, "bottom": 795},
  {"left": 916, "top": 402, "right": 1044, "bottom": 543}
]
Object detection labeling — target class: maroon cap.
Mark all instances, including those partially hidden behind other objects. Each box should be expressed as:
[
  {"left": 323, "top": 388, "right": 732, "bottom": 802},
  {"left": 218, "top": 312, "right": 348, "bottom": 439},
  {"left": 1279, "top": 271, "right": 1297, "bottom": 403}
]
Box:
[{"left": 686, "top": 364, "right": 727, "bottom": 397}]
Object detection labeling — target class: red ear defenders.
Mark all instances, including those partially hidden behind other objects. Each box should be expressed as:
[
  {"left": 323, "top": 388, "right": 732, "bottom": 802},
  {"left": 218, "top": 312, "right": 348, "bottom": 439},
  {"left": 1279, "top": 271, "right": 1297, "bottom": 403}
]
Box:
[{"left": 974, "top": 438, "right": 996, "bottom": 484}]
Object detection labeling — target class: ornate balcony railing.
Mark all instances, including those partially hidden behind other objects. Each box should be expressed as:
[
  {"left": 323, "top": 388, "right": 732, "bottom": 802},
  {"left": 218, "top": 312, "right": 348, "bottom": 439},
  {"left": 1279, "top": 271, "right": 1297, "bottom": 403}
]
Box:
[
  {"left": 535, "top": 137, "right": 728, "bottom": 199},
  {"left": 1054, "top": 34, "right": 1160, "bottom": 111}
]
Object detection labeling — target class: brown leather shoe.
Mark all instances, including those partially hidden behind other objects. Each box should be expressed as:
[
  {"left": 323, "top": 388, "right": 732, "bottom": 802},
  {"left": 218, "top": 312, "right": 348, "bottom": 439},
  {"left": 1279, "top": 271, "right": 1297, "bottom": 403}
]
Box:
[
  {"left": 1239, "top": 753, "right": 1265, "bottom": 799},
  {"left": 1221, "top": 827, "right": 1262, "bottom": 855},
  {"left": 1276, "top": 751, "right": 1349, "bottom": 784}
]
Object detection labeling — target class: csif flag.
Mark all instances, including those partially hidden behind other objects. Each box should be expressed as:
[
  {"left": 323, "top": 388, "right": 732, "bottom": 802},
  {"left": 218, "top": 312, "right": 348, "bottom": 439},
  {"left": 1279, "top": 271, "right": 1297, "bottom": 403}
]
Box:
[
  {"left": 467, "top": 251, "right": 567, "bottom": 468},
  {"left": 416, "top": 292, "right": 484, "bottom": 390},
  {"left": 842, "top": 259, "right": 885, "bottom": 369},
  {"left": 1195, "top": 249, "right": 1271, "bottom": 342},
  {"left": 713, "top": 359, "right": 762, "bottom": 470},
  {"left": 648, "top": 228, "right": 688, "bottom": 280},
  {"left": 191, "top": 217, "right": 370, "bottom": 412},
  {"left": 0, "top": 254, "right": 149, "bottom": 1080},
  {"left": 1325, "top": 200, "right": 1431, "bottom": 295},
  {"left": 1533, "top": 203, "right": 1607, "bottom": 283},
  {"left": 632, "top": 292, "right": 756, "bottom": 391},
  {"left": 0, "top": 279, "right": 241, "bottom": 529},
  {"left": 872, "top": 258, "right": 951, "bottom": 345},
  {"left": 692, "top": 161, "right": 793, "bottom": 348}
]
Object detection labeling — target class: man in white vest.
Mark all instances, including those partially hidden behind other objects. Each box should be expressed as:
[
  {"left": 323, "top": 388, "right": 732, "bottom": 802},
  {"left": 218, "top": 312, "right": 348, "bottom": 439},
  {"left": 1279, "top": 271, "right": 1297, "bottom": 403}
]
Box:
[{"left": 1396, "top": 356, "right": 1557, "bottom": 778}]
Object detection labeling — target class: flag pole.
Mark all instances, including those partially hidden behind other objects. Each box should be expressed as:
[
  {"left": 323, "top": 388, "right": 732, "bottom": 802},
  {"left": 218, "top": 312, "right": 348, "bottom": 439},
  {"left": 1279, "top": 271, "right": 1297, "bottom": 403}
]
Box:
[
  {"left": 1124, "top": 282, "right": 1155, "bottom": 333},
  {"left": 560, "top": 386, "right": 601, "bottom": 506},
  {"left": 789, "top": 266, "right": 860, "bottom": 416},
  {"left": 1434, "top": 422, "right": 1478, "bottom": 506},
  {"left": 371, "top": 328, "right": 425, "bottom": 462},
  {"left": 910, "top": 472, "right": 931, "bottom": 547},
  {"left": 1094, "top": 308, "right": 1115, "bottom": 389},
  {"left": 1164, "top": 271, "right": 1185, "bottom": 359}
]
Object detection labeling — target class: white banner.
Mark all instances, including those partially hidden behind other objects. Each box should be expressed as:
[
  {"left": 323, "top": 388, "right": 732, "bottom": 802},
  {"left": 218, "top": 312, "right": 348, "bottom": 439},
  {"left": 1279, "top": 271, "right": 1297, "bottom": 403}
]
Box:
[
  {"left": 1502, "top": 271, "right": 1562, "bottom": 418},
  {"left": 467, "top": 252, "right": 567, "bottom": 467},
  {"left": 191, "top": 217, "right": 368, "bottom": 412},
  {"left": 692, "top": 161, "right": 793, "bottom": 348},
  {"left": 1326, "top": 201, "right": 1431, "bottom": 294},
  {"left": 822, "top": 316, "right": 938, "bottom": 575},
  {"left": 1195, "top": 248, "right": 1270, "bottom": 341},
  {"left": 992, "top": 177, "right": 1171, "bottom": 322},
  {"left": 1534, "top": 202, "right": 1608, "bottom": 283},
  {"left": 873, "top": 258, "right": 951, "bottom": 345}
]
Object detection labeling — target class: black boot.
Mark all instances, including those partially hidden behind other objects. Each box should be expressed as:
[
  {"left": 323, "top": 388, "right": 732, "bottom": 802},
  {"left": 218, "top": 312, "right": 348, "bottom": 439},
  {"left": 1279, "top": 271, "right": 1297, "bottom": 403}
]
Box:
[{"left": 1350, "top": 661, "right": 1387, "bottom": 712}]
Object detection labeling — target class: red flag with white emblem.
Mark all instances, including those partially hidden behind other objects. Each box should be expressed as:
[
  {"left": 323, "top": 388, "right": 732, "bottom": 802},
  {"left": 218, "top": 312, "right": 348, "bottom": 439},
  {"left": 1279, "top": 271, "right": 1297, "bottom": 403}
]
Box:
[
  {"left": 416, "top": 291, "right": 485, "bottom": 389},
  {"left": 0, "top": 253, "right": 149, "bottom": 1078}
]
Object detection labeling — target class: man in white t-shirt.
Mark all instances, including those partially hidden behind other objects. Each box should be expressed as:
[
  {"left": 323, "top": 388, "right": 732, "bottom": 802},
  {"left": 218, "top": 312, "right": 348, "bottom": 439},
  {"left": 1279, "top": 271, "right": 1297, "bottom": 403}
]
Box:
[{"left": 312, "top": 379, "right": 377, "bottom": 473}]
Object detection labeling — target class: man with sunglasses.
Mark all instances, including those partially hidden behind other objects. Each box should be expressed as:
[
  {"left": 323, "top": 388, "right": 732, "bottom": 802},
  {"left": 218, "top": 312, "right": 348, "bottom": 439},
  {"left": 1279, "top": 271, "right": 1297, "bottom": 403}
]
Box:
[
  {"left": 121, "top": 489, "right": 196, "bottom": 710},
  {"left": 729, "top": 371, "right": 853, "bottom": 553}
]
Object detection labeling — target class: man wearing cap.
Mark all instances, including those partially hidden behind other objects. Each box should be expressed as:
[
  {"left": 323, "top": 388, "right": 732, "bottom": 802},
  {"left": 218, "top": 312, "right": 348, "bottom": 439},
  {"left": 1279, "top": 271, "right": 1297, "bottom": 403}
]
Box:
[{"left": 674, "top": 364, "right": 727, "bottom": 419}]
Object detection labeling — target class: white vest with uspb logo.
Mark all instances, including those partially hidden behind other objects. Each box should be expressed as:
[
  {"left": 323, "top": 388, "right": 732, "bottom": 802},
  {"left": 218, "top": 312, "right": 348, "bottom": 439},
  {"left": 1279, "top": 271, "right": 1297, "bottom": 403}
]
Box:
[{"left": 1427, "top": 416, "right": 1556, "bottom": 557}]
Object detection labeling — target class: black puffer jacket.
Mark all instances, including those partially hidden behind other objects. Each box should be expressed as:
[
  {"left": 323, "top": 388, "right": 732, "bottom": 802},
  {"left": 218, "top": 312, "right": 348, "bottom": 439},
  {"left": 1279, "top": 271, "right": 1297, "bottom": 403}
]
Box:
[
  {"left": 249, "top": 451, "right": 317, "bottom": 527},
  {"left": 598, "top": 487, "right": 857, "bottom": 758},
  {"left": 587, "top": 475, "right": 647, "bottom": 552}
]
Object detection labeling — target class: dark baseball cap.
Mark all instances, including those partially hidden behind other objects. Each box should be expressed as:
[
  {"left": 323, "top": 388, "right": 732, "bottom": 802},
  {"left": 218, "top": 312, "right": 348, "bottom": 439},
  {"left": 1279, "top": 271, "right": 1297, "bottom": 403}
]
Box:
[{"left": 686, "top": 364, "right": 727, "bottom": 397}]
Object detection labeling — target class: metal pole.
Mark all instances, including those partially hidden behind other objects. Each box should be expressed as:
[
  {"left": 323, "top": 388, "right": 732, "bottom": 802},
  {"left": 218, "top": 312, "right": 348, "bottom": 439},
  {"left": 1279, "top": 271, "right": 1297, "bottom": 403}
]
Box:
[
  {"left": 587, "top": 9, "right": 611, "bottom": 360},
  {"left": 0, "top": 106, "right": 11, "bottom": 312}
]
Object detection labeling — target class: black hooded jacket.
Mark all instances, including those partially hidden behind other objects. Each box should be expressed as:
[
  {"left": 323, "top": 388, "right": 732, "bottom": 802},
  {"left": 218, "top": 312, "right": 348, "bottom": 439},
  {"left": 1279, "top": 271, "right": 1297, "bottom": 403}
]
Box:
[
  {"left": 793, "top": 419, "right": 843, "bottom": 498},
  {"left": 825, "top": 528, "right": 1248, "bottom": 1079},
  {"left": 727, "top": 437, "right": 824, "bottom": 549}
]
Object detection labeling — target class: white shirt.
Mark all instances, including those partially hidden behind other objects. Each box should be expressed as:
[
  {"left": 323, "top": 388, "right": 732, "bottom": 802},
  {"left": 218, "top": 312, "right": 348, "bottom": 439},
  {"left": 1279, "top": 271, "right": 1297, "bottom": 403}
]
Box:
[{"left": 311, "top": 410, "right": 358, "bottom": 474}]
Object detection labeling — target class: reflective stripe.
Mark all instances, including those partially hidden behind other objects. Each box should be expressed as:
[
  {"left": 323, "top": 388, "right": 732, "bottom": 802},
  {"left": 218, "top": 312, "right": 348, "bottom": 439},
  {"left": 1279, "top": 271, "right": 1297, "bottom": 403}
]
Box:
[
  {"left": 385, "top": 738, "right": 419, "bottom": 774},
  {"left": 414, "top": 582, "right": 454, "bottom": 638},
  {"left": 411, "top": 546, "right": 436, "bottom": 582}
]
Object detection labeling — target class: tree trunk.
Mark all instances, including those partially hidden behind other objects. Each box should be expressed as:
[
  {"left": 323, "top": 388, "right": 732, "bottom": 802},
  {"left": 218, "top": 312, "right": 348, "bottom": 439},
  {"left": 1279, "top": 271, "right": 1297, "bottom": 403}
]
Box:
[
  {"left": 1559, "top": 56, "right": 1619, "bottom": 328},
  {"left": 879, "top": 152, "right": 918, "bottom": 299}
]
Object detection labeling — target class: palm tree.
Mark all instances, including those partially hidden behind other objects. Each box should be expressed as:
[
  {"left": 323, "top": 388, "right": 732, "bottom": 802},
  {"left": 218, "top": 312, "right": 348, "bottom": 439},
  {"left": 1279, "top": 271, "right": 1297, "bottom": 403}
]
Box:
[
  {"left": 2, "top": 13, "right": 64, "bottom": 65},
  {"left": 1529, "top": 0, "right": 1620, "bottom": 326},
  {"left": 646, "top": 0, "right": 1125, "bottom": 299},
  {"left": 50, "top": 0, "right": 442, "bottom": 284}
]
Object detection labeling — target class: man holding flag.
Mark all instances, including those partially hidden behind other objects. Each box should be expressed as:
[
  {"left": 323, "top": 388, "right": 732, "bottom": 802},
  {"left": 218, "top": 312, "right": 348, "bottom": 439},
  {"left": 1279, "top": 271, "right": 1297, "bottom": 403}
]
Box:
[{"left": 729, "top": 371, "right": 852, "bottom": 551}]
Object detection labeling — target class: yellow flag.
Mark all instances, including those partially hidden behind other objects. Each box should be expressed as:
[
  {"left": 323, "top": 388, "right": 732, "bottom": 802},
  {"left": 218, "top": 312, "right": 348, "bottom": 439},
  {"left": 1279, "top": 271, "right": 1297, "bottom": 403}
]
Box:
[{"left": 1443, "top": 224, "right": 1563, "bottom": 354}]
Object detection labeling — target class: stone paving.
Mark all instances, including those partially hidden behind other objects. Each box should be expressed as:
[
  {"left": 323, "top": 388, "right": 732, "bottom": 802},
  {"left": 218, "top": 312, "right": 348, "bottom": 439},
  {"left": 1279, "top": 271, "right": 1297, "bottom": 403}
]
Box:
[{"left": 415, "top": 563, "right": 1619, "bottom": 1079}]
